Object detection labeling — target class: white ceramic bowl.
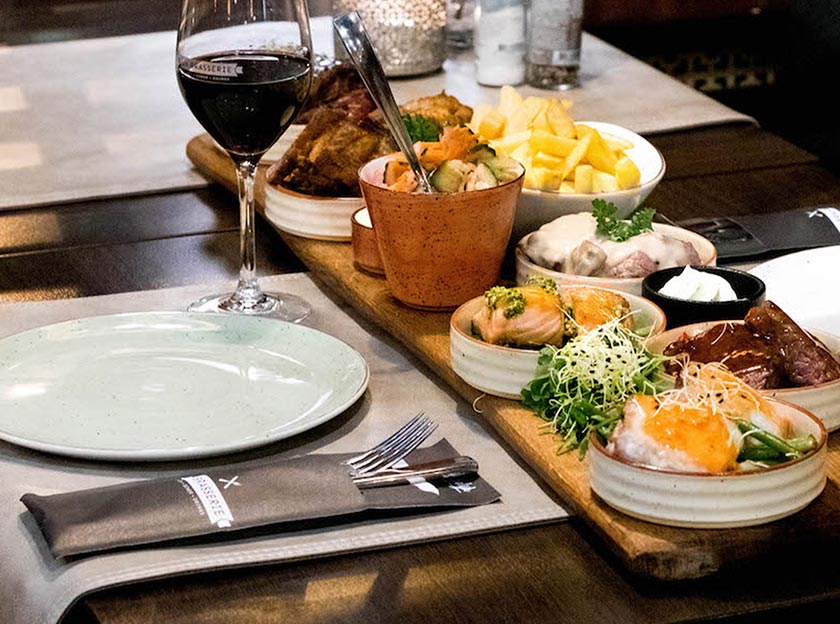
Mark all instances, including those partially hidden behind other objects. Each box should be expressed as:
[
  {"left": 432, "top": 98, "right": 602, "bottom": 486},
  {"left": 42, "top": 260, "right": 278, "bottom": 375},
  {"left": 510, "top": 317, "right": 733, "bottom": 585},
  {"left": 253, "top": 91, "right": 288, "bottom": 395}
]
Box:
[
  {"left": 589, "top": 398, "right": 827, "bottom": 528},
  {"left": 646, "top": 320, "right": 840, "bottom": 432},
  {"left": 512, "top": 121, "right": 665, "bottom": 242},
  {"left": 450, "top": 287, "right": 666, "bottom": 399},
  {"left": 263, "top": 184, "right": 364, "bottom": 241},
  {"left": 515, "top": 223, "right": 717, "bottom": 296}
]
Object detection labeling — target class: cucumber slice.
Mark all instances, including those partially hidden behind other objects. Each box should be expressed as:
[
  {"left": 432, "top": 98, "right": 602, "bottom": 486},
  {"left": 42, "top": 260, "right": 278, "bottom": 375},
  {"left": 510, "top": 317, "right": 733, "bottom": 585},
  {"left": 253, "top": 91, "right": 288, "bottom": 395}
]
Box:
[{"left": 430, "top": 160, "right": 468, "bottom": 193}]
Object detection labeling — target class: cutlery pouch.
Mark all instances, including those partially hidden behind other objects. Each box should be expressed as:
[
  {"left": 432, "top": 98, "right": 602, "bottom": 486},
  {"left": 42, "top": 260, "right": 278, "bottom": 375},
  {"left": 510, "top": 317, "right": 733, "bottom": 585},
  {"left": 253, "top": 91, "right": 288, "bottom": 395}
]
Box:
[{"left": 21, "top": 440, "right": 499, "bottom": 559}]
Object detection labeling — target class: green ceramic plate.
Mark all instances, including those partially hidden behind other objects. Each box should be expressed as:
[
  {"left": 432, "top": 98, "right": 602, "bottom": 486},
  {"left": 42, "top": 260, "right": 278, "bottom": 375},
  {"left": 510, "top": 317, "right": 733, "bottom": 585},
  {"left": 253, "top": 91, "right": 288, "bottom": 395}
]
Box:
[{"left": 0, "top": 312, "right": 369, "bottom": 461}]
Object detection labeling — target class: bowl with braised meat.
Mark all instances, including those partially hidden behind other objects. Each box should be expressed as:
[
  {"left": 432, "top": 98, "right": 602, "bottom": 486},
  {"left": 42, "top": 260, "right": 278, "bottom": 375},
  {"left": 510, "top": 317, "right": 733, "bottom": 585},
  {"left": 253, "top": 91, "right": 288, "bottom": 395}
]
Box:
[
  {"left": 263, "top": 63, "right": 474, "bottom": 240},
  {"left": 588, "top": 361, "right": 827, "bottom": 528},
  {"left": 450, "top": 278, "right": 666, "bottom": 399},
  {"left": 515, "top": 205, "right": 717, "bottom": 296},
  {"left": 645, "top": 301, "right": 840, "bottom": 431}
]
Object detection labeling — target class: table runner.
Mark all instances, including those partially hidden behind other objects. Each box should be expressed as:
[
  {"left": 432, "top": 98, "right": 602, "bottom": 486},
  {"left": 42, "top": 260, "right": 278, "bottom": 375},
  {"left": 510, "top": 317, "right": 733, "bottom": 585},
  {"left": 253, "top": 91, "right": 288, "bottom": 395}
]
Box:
[
  {"left": 0, "top": 273, "right": 567, "bottom": 624},
  {"left": 0, "top": 18, "right": 753, "bottom": 211}
]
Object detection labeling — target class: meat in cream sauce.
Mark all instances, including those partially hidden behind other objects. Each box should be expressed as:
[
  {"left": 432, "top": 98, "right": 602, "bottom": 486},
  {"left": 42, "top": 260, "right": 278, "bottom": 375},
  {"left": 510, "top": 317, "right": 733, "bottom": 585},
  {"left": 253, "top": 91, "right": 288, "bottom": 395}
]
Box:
[{"left": 520, "top": 212, "right": 701, "bottom": 278}]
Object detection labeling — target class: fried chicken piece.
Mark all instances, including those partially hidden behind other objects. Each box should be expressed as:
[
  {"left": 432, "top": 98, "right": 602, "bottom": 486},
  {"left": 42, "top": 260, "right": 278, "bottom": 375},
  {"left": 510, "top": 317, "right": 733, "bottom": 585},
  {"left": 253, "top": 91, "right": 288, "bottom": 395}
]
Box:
[
  {"left": 296, "top": 64, "right": 365, "bottom": 124},
  {"left": 267, "top": 106, "right": 394, "bottom": 196},
  {"left": 270, "top": 86, "right": 473, "bottom": 196},
  {"left": 372, "top": 92, "right": 473, "bottom": 127}
]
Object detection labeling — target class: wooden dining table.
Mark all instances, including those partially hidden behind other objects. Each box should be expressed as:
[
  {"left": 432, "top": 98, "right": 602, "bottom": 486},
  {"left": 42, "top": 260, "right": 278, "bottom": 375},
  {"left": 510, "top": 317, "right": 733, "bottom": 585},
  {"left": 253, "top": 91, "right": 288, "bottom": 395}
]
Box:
[{"left": 2, "top": 120, "right": 838, "bottom": 623}]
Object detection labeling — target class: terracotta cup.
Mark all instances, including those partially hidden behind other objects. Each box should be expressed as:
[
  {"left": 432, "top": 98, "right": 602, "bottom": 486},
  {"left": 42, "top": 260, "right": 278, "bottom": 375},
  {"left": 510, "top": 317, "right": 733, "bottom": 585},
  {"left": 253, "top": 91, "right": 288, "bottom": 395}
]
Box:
[{"left": 359, "top": 155, "right": 524, "bottom": 310}]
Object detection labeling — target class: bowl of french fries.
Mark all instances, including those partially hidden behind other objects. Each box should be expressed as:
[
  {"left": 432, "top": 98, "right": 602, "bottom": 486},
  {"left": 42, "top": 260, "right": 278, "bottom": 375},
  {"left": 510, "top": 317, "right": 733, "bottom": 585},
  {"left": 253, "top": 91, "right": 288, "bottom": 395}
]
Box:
[{"left": 470, "top": 87, "right": 666, "bottom": 241}]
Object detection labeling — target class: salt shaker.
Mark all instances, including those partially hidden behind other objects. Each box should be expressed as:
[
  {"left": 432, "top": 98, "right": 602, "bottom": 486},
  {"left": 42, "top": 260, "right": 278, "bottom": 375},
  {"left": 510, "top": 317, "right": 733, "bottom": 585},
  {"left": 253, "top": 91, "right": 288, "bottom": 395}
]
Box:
[
  {"left": 525, "top": 0, "right": 584, "bottom": 90},
  {"left": 475, "top": 0, "right": 525, "bottom": 86}
]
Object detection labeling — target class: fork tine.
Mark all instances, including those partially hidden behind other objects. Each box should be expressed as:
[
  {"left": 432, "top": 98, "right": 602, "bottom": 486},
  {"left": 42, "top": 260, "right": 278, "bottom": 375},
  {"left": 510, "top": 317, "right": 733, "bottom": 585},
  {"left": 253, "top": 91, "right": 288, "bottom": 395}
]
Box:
[
  {"left": 346, "top": 412, "right": 426, "bottom": 467},
  {"left": 353, "top": 419, "right": 437, "bottom": 475},
  {"left": 348, "top": 415, "right": 432, "bottom": 473}
]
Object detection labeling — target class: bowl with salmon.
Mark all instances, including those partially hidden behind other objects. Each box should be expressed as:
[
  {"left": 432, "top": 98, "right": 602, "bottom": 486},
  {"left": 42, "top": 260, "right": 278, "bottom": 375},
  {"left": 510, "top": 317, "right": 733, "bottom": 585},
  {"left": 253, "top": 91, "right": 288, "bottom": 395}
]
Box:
[
  {"left": 588, "top": 362, "right": 827, "bottom": 528},
  {"left": 450, "top": 278, "right": 665, "bottom": 399}
]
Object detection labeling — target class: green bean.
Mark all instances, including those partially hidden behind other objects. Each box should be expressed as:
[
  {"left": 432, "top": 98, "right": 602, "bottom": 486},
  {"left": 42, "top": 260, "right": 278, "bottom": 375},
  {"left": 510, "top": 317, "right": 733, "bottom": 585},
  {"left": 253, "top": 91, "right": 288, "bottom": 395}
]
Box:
[
  {"left": 734, "top": 419, "right": 802, "bottom": 458},
  {"left": 787, "top": 435, "right": 818, "bottom": 453},
  {"left": 738, "top": 446, "right": 785, "bottom": 462}
]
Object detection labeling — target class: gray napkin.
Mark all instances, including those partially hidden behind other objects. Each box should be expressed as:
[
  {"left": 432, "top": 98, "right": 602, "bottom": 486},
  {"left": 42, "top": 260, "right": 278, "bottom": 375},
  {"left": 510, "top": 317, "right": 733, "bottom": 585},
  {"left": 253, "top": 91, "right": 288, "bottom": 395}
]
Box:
[{"left": 21, "top": 440, "right": 499, "bottom": 559}]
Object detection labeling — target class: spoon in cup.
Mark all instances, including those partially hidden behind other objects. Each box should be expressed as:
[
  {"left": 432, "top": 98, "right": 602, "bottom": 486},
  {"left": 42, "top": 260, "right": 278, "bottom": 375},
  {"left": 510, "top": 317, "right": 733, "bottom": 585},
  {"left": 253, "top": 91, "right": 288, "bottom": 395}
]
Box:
[{"left": 333, "top": 11, "right": 434, "bottom": 193}]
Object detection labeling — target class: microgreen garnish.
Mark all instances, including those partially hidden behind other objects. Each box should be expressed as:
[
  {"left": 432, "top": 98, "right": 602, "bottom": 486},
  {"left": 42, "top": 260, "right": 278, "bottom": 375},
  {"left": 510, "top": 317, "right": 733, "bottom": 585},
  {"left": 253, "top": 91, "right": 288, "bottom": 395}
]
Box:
[{"left": 521, "top": 320, "right": 666, "bottom": 458}]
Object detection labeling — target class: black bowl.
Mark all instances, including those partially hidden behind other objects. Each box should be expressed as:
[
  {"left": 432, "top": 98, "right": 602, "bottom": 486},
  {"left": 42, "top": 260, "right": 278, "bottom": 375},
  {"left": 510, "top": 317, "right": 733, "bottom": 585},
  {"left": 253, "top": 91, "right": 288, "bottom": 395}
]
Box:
[{"left": 641, "top": 265, "right": 766, "bottom": 329}]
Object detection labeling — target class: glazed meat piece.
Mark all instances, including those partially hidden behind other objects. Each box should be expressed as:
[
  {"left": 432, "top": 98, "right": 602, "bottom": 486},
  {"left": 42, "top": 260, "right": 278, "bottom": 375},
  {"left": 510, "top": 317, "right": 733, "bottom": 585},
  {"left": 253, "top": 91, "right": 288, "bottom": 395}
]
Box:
[
  {"left": 663, "top": 323, "right": 786, "bottom": 390},
  {"left": 745, "top": 301, "right": 840, "bottom": 386}
]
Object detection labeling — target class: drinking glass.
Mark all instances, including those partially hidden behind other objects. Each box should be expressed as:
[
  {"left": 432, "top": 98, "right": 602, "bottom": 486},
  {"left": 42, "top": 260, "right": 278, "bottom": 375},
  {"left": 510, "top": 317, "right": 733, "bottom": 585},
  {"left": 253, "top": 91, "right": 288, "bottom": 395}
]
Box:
[{"left": 177, "top": 0, "right": 313, "bottom": 321}]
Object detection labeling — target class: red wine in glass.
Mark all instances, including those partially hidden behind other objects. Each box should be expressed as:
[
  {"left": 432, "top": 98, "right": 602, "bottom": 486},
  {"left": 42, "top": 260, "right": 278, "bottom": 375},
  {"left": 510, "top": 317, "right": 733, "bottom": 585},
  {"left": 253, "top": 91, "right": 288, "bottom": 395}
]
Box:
[
  {"left": 177, "top": 0, "right": 313, "bottom": 321},
  {"left": 178, "top": 51, "right": 310, "bottom": 158}
]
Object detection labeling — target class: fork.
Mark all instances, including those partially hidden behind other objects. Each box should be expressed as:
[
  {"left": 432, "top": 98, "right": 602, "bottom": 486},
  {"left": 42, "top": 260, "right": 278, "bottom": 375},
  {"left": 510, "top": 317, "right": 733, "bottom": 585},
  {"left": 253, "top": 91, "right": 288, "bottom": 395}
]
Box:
[{"left": 345, "top": 412, "right": 437, "bottom": 477}]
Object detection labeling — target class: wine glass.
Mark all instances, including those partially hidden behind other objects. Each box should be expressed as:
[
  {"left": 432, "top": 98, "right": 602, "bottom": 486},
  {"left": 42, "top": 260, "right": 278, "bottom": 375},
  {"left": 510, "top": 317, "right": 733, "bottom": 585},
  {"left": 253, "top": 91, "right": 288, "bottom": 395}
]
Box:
[{"left": 177, "top": 0, "right": 313, "bottom": 321}]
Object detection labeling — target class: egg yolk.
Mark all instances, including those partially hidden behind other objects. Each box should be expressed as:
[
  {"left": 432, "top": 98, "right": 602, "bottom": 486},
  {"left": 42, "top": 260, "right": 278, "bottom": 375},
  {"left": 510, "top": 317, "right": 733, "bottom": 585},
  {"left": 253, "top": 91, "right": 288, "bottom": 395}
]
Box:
[{"left": 636, "top": 394, "right": 739, "bottom": 473}]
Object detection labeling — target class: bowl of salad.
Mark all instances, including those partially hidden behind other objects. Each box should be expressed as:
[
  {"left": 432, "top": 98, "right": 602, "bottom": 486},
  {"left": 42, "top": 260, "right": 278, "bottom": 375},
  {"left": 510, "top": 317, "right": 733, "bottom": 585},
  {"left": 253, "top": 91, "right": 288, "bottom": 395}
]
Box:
[{"left": 359, "top": 126, "right": 524, "bottom": 309}]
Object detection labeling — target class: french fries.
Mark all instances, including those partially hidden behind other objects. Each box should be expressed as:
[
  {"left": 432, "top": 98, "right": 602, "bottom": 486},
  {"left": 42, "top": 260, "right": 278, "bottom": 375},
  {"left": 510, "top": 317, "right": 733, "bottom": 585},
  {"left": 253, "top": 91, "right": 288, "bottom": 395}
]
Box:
[{"left": 469, "top": 86, "right": 642, "bottom": 194}]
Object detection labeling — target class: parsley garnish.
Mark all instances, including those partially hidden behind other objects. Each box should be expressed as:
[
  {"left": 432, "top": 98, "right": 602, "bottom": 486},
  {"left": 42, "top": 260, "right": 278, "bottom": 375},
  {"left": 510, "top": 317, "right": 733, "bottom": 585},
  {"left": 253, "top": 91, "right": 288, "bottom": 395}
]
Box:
[
  {"left": 591, "top": 199, "right": 655, "bottom": 242},
  {"left": 401, "top": 114, "right": 442, "bottom": 143}
]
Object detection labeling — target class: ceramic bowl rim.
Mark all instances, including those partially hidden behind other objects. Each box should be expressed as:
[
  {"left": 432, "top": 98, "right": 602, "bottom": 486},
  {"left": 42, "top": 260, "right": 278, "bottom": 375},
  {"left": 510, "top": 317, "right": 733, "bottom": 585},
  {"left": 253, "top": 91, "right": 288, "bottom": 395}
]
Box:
[
  {"left": 266, "top": 182, "right": 362, "bottom": 203},
  {"left": 358, "top": 154, "right": 525, "bottom": 196}
]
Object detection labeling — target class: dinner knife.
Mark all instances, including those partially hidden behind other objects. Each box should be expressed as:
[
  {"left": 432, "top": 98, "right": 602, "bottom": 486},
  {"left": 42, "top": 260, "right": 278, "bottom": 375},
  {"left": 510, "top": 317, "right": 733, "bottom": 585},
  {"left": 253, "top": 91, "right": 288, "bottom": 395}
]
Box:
[{"left": 352, "top": 455, "right": 479, "bottom": 489}]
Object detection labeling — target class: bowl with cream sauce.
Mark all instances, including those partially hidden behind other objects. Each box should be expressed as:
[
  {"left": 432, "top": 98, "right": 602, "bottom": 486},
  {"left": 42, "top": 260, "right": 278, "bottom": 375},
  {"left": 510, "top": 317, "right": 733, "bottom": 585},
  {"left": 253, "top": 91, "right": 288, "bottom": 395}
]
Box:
[{"left": 515, "top": 212, "right": 717, "bottom": 295}]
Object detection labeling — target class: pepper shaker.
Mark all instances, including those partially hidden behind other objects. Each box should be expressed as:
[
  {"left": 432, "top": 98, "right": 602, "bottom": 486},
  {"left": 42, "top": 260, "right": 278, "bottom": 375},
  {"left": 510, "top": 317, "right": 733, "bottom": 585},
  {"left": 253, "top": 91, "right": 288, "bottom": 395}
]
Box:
[{"left": 525, "top": 0, "right": 583, "bottom": 90}]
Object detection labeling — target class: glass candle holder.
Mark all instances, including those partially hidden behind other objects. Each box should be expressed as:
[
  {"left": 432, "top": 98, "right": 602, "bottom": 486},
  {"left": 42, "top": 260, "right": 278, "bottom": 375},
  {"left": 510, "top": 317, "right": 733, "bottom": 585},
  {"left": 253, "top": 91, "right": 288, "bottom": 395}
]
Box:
[{"left": 334, "top": 0, "right": 447, "bottom": 76}]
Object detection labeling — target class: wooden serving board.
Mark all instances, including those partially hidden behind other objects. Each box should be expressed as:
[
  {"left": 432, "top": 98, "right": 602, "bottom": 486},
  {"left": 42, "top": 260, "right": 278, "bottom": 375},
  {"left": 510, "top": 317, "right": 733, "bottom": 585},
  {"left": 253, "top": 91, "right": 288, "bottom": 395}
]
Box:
[{"left": 187, "top": 134, "right": 840, "bottom": 581}]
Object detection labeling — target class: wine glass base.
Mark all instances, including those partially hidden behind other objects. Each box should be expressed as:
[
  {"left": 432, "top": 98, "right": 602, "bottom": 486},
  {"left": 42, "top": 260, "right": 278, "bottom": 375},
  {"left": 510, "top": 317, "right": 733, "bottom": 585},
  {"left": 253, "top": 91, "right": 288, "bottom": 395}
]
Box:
[{"left": 187, "top": 291, "right": 311, "bottom": 323}]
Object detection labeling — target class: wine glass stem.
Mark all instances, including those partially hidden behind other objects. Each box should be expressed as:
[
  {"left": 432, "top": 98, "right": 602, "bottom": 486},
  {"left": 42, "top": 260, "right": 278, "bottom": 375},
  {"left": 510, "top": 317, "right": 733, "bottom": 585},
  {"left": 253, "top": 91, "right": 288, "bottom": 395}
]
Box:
[{"left": 233, "top": 159, "right": 264, "bottom": 306}]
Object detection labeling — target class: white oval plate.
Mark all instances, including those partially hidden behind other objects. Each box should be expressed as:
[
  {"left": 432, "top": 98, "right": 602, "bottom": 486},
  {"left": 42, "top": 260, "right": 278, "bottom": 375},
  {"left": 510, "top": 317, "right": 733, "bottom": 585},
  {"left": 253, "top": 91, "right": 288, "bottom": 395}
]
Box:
[
  {"left": 0, "top": 312, "right": 369, "bottom": 461},
  {"left": 749, "top": 245, "right": 840, "bottom": 335}
]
